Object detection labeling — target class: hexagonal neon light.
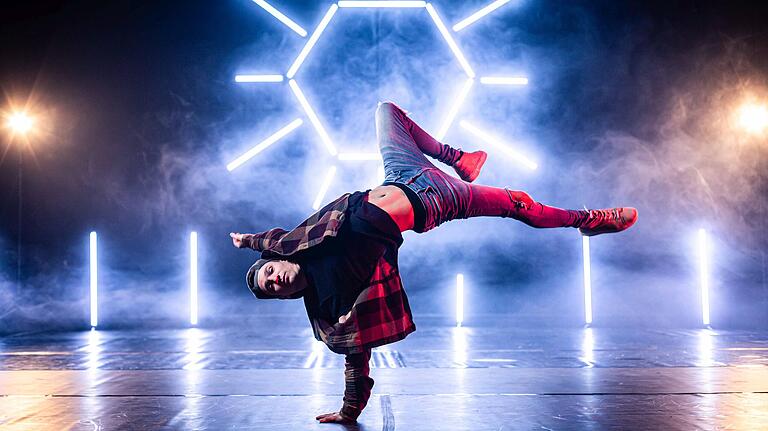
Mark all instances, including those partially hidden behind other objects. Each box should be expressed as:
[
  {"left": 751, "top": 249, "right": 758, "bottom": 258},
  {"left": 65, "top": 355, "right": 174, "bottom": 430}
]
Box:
[{"left": 231, "top": 0, "right": 536, "bottom": 209}]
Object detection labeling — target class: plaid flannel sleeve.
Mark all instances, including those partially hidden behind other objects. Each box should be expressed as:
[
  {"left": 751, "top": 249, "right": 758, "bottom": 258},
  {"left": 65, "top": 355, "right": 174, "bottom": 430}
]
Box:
[
  {"left": 340, "top": 349, "right": 373, "bottom": 421},
  {"left": 241, "top": 228, "right": 289, "bottom": 251}
]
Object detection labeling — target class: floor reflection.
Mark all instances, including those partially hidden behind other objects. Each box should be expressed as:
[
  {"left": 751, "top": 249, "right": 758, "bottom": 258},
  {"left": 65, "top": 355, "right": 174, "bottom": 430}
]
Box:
[{"left": 1, "top": 323, "right": 767, "bottom": 429}]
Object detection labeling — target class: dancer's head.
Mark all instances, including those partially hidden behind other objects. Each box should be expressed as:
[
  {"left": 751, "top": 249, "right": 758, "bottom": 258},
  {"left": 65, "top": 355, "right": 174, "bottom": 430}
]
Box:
[{"left": 247, "top": 258, "right": 307, "bottom": 299}]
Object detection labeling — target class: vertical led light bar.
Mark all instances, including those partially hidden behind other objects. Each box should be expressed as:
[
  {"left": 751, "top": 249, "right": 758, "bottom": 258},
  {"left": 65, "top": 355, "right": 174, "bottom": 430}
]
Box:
[
  {"left": 190, "top": 231, "right": 199, "bottom": 326},
  {"left": 456, "top": 273, "right": 464, "bottom": 327},
  {"left": 582, "top": 236, "right": 593, "bottom": 325},
  {"left": 698, "top": 228, "right": 711, "bottom": 326},
  {"left": 89, "top": 231, "right": 98, "bottom": 328}
]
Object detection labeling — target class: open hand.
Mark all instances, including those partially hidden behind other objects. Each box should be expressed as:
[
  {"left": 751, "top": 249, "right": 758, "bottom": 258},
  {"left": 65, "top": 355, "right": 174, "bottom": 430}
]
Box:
[
  {"left": 316, "top": 411, "right": 356, "bottom": 424},
  {"left": 229, "top": 232, "right": 244, "bottom": 248}
]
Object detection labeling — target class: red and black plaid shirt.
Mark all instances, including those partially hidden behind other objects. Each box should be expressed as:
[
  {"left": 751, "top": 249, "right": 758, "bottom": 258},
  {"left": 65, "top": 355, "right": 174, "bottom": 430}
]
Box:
[{"left": 242, "top": 192, "right": 416, "bottom": 420}]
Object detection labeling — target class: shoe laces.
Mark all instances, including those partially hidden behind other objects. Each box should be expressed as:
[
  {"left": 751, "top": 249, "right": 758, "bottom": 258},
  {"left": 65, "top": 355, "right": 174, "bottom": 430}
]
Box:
[{"left": 583, "top": 206, "right": 621, "bottom": 223}]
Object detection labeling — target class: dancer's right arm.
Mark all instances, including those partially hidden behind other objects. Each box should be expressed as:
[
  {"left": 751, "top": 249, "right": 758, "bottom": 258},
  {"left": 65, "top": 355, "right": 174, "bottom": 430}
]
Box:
[{"left": 229, "top": 230, "right": 288, "bottom": 251}]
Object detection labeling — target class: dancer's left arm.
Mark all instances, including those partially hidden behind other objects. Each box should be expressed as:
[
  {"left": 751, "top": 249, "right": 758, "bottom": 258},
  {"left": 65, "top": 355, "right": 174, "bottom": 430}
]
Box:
[{"left": 316, "top": 349, "right": 373, "bottom": 423}]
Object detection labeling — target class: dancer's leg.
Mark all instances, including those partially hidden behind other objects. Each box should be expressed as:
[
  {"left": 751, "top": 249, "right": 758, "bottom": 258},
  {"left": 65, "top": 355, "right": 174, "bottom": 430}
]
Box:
[
  {"left": 375, "top": 101, "right": 462, "bottom": 180},
  {"left": 462, "top": 184, "right": 587, "bottom": 228}
]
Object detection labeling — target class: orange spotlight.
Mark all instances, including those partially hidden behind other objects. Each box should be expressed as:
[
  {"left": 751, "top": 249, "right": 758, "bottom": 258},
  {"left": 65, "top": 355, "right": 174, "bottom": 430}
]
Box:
[
  {"left": 6, "top": 111, "right": 35, "bottom": 135},
  {"left": 737, "top": 103, "right": 768, "bottom": 135}
]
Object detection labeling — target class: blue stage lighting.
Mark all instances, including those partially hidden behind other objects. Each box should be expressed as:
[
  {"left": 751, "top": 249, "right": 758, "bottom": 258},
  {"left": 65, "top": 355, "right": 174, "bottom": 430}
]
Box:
[
  {"left": 698, "top": 229, "right": 711, "bottom": 326},
  {"left": 90, "top": 232, "right": 98, "bottom": 328},
  {"left": 251, "top": 0, "right": 308, "bottom": 37},
  {"left": 190, "top": 232, "right": 198, "bottom": 326},
  {"left": 287, "top": 4, "right": 338, "bottom": 79},
  {"left": 227, "top": 119, "right": 304, "bottom": 172},
  {"left": 313, "top": 166, "right": 338, "bottom": 210},
  {"left": 452, "top": 0, "right": 512, "bottom": 32},
  {"left": 582, "top": 236, "right": 593, "bottom": 325},
  {"left": 459, "top": 120, "right": 538, "bottom": 170}
]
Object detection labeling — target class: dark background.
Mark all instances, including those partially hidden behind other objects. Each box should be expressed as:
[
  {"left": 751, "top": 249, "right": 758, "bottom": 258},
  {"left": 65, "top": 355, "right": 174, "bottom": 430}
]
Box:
[{"left": 1, "top": 0, "right": 767, "bottom": 333}]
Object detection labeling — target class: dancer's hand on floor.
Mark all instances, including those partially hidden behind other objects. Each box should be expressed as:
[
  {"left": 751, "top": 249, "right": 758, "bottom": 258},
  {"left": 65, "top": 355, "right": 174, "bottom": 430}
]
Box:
[
  {"left": 229, "top": 232, "right": 245, "bottom": 248},
  {"left": 316, "top": 411, "right": 356, "bottom": 424}
]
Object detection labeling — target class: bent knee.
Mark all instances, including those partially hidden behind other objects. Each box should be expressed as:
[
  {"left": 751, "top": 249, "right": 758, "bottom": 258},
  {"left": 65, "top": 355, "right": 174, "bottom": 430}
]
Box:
[
  {"left": 507, "top": 190, "right": 535, "bottom": 209},
  {"left": 376, "top": 101, "right": 407, "bottom": 118}
]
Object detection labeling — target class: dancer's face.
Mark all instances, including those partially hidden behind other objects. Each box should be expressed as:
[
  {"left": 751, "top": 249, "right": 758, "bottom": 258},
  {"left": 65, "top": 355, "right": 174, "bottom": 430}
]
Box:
[{"left": 257, "top": 259, "right": 307, "bottom": 298}]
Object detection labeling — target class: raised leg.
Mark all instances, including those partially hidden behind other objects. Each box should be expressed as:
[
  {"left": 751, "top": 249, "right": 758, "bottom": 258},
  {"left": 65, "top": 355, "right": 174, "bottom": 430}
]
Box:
[{"left": 375, "top": 101, "right": 462, "bottom": 180}]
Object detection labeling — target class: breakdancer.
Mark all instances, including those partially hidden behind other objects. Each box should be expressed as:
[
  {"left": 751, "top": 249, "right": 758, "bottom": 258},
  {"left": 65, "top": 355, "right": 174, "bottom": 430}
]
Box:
[{"left": 230, "top": 101, "right": 637, "bottom": 424}]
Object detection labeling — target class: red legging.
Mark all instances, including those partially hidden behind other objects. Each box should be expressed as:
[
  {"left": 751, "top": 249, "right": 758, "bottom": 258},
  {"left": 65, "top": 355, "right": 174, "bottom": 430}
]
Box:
[{"left": 375, "top": 101, "right": 587, "bottom": 232}]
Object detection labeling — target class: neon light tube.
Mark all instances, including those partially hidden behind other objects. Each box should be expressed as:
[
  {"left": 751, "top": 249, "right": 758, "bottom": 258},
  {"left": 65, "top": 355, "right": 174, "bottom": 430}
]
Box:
[
  {"left": 480, "top": 76, "right": 528, "bottom": 85},
  {"left": 456, "top": 273, "right": 464, "bottom": 327},
  {"left": 90, "top": 232, "right": 98, "bottom": 328},
  {"left": 227, "top": 119, "right": 304, "bottom": 171},
  {"left": 452, "top": 0, "right": 511, "bottom": 32},
  {"left": 287, "top": 4, "right": 338, "bottom": 79},
  {"left": 698, "top": 229, "right": 710, "bottom": 326},
  {"left": 235, "top": 74, "right": 284, "bottom": 83},
  {"left": 437, "top": 77, "right": 474, "bottom": 140},
  {"left": 582, "top": 236, "right": 592, "bottom": 325},
  {"left": 252, "top": 0, "right": 308, "bottom": 37},
  {"left": 338, "top": 1, "right": 426, "bottom": 7},
  {"left": 190, "top": 232, "right": 198, "bottom": 326},
  {"left": 426, "top": 3, "right": 475, "bottom": 78},
  {"left": 459, "top": 120, "right": 538, "bottom": 170},
  {"left": 313, "top": 166, "right": 337, "bottom": 210},
  {"left": 288, "top": 80, "right": 338, "bottom": 155},
  {"left": 337, "top": 152, "right": 382, "bottom": 160}
]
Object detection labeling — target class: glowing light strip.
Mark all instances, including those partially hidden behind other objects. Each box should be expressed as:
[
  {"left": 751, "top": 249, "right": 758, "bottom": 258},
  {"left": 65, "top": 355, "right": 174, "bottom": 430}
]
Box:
[
  {"left": 437, "top": 77, "right": 474, "bottom": 140},
  {"left": 304, "top": 339, "right": 325, "bottom": 369},
  {"left": 459, "top": 120, "right": 538, "bottom": 170},
  {"left": 313, "top": 166, "right": 337, "bottom": 210},
  {"left": 227, "top": 119, "right": 304, "bottom": 171},
  {"left": 190, "top": 232, "right": 198, "bottom": 326},
  {"left": 90, "top": 232, "right": 98, "bottom": 328},
  {"left": 235, "top": 74, "right": 284, "bottom": 83},
  {"left": 425, "top": 3, "right": 475, "bottom": 78},
  {"left": 252, "top": 0, "right": 308, "bottom": 37},
  {"left": 288, "top": 80, "right": 338, "bottom": 155},
  {"left": 337, "top": 152, "right": 382, "bottom": 160},
  {"left": 582, "top": 236, "right": 592, "bottom": 325},
  {"left": 456, "top": 273, "right": 464, "bottom": 327},
  {"left": 338, "top": 1, "right": 426, "bottom": 7},
  {"left": 480, "top": 76, "right": 528, "bottom": 85},
  {"left": 452, "top": 0, "right": 511, "bottom": 32},
  {"left": 698, "top": 229, "right": 710, "bottom": 326},
  {"left": 287, "top": 4, "right": 338, "bottom": 79}
]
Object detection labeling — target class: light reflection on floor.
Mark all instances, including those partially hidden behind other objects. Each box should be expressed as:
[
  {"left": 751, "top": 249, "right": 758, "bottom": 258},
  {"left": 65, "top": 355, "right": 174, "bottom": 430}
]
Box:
[{"left": 1, "top": 318, "right": 767, "bottom": 430}]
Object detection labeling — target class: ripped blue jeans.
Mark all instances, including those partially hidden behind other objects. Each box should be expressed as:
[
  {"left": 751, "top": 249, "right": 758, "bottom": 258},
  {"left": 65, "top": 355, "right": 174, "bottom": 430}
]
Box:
[{"left": 375, "top": 101, "right": 585, "bottom": 233}]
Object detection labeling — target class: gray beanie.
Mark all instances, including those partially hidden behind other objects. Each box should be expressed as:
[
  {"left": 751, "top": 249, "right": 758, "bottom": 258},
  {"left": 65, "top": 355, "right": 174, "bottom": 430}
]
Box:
[{"left": 246, "top": 258, "right": 276, "bottom": 299}]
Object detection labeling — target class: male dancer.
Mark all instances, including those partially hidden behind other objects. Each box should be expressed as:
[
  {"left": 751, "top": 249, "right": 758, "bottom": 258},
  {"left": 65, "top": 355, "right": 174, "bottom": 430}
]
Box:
[{"left": 230, "top": 101, "right": 637, "bottom": 424}]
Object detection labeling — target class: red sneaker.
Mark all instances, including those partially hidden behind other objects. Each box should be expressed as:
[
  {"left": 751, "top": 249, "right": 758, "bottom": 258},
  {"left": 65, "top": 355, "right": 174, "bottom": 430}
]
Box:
[
  {"left": 453, "top": 150, "right": 487, "bottom": 182},
  {"left": 578, "top": 207, "right": 638, "bottom": 237}
]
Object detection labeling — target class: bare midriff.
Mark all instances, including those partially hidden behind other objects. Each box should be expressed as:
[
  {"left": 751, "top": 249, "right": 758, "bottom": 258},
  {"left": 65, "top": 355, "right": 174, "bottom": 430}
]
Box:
[{"left": 366, "top": 185, "right": 415, "bottom": 232}]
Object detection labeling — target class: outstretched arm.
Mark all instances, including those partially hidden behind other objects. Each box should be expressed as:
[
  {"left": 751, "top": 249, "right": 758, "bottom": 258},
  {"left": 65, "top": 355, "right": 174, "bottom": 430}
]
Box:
[
  {"left": 316, "top": 349, "right": 374, "bottom": 424},
  {"left": 229, "top": 230, "right": 288, "bottom": 251}
]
